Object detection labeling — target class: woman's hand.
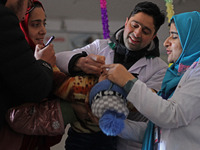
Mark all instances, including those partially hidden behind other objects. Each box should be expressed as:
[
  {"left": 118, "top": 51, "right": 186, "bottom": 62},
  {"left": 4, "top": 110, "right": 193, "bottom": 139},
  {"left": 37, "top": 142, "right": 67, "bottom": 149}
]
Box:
[
  {"left": 34, "top": 44, "right": 56, "bottom": 67},
  {"left": 101, "top": 64, "right": 135, "bottom": 87}
]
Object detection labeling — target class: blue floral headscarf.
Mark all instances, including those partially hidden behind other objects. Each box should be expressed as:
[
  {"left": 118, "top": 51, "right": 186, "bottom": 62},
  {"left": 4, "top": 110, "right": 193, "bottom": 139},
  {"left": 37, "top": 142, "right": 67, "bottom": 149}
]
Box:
[{"left": 143, "top": 11, "right": 200, "bottom": 150}]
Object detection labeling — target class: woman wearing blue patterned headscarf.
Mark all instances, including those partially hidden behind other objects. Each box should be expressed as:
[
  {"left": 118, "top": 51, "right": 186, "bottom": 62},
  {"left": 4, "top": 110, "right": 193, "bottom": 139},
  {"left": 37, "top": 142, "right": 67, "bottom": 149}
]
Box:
[{"left": 102, "top": 11, "right": 200, "bottom": 150}]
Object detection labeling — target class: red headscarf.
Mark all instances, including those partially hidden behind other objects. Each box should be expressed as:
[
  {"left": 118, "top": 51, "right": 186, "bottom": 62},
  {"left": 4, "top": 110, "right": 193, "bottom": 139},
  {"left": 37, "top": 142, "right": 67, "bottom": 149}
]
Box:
[{"left": 20, "top": 0, "right": 45, "bottom": 51}]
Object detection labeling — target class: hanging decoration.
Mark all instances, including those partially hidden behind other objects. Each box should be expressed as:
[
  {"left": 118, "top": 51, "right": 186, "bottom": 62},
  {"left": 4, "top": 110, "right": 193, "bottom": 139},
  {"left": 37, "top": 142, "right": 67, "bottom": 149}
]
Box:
[
  {"left": 100, "top": 0, "right": 110, "bottom": 39},
  {"left": 165, "top": 0, "right": 175, "bottom": 23},
  {"left": 165, "top": 0, "right": 175, "bottom": 67}
]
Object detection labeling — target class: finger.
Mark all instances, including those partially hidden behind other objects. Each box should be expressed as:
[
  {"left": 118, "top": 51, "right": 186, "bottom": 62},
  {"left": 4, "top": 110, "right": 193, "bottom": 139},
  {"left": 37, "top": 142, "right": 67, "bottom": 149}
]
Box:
[
  {"left": 96, "top": 56, "right": 105, "bottom": 63},
  {"left": 89, "top": 54, "right": 97, "bottom": 61},
  {"left": 49, "top": 43, "right": 54, "bottom": 48},
  {"left": 89, "top": 54, "right": 105, "bottom": 64},
  {"left": 35, "top": 44, "right": 41, "bottom": 52},
  {"left": 86, "top": 63, "right": 103, "bottom": 74},
  {"left": 101, "top": 64, "right": 112, "bottom": 69},
  {"left": 87, "top": 59, "right": 103, "bottom": 69}
]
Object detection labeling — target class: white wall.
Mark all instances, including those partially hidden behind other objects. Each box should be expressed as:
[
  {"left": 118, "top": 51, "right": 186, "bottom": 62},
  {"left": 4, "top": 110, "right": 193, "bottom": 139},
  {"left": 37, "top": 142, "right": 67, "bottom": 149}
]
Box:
[{"left": 45, "top": 19, "right": 125, "bottom": 52}]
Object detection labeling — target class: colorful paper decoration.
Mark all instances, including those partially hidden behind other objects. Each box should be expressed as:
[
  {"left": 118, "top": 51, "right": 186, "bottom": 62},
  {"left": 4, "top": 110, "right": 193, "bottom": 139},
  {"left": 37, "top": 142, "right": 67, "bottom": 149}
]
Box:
[
  {"left": 100, "top": 0, "right": 110, "bottom": 39},
  {"left": 165, "top": 0, "right": 175, "bottom": 23},
  {"left": 165, "top": 0, "right": 175, "bottom": 67}
]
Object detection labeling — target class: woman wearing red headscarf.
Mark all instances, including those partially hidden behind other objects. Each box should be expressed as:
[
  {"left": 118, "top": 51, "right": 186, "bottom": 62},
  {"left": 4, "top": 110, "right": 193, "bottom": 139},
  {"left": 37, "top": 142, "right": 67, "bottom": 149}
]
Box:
[
  {"left": 0, "top": 1, "right": 78, "bottom": 150},
  {"left": 4, "top": 1, "right": 107, "bottom": 150}
]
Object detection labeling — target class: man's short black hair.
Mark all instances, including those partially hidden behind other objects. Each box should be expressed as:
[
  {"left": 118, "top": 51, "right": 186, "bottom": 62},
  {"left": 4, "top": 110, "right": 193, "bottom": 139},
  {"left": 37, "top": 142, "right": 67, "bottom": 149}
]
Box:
[
  {"left": 128, "top": 1, "right": 165, "bottom": 34},
  {"left": 0, "top": 0, "right": 7, "bottom": 5}
]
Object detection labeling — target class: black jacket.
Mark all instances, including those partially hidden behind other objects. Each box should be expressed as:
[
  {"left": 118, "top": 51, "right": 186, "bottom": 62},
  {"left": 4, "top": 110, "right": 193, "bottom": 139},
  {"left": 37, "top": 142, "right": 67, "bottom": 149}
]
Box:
[{"left": 0, "top": 4, "right": 53, "bottom": 128}]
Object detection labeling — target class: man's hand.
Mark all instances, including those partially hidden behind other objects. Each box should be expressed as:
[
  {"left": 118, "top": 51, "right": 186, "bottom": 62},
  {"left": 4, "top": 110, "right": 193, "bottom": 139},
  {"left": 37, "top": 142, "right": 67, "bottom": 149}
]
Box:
[
  {"left": 75, "top": 54, "right": 105, "bottom": 77},
  {"left": 34, "top": 44, "right": 56, "bottom": 67}
]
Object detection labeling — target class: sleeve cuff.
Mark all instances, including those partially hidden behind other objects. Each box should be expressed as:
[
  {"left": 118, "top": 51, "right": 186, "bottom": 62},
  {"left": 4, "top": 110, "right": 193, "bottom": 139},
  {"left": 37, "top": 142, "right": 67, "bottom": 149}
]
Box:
[
  {"left": 68, "top": 51, "right": 87, "bottom": 75},
  {"left": 37, "top": 59, "right": 53, "bottom": 71},
  {"left": 123, "top": 78, "right": 138, "bottom": 93}
]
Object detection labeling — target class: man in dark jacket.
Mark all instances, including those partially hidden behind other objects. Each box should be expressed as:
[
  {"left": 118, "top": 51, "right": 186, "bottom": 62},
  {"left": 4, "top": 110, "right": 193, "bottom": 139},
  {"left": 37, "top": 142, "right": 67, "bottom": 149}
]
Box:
[{"left": 0, "top": 0, "right": 56, "bottom": 129}]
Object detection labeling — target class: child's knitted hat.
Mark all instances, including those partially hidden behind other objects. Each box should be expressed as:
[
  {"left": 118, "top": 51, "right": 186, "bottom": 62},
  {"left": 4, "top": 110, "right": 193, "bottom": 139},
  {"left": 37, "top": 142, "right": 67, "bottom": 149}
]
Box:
[{"left": 89, "top": 79, "right": 129, "bottom": 136}]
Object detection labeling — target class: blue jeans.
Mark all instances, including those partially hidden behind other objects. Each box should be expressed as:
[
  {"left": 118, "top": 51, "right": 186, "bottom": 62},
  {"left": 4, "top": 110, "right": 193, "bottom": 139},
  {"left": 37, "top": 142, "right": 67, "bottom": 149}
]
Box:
[{"left": 65, "top": 127, "right": 117, "bottom": 150}]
